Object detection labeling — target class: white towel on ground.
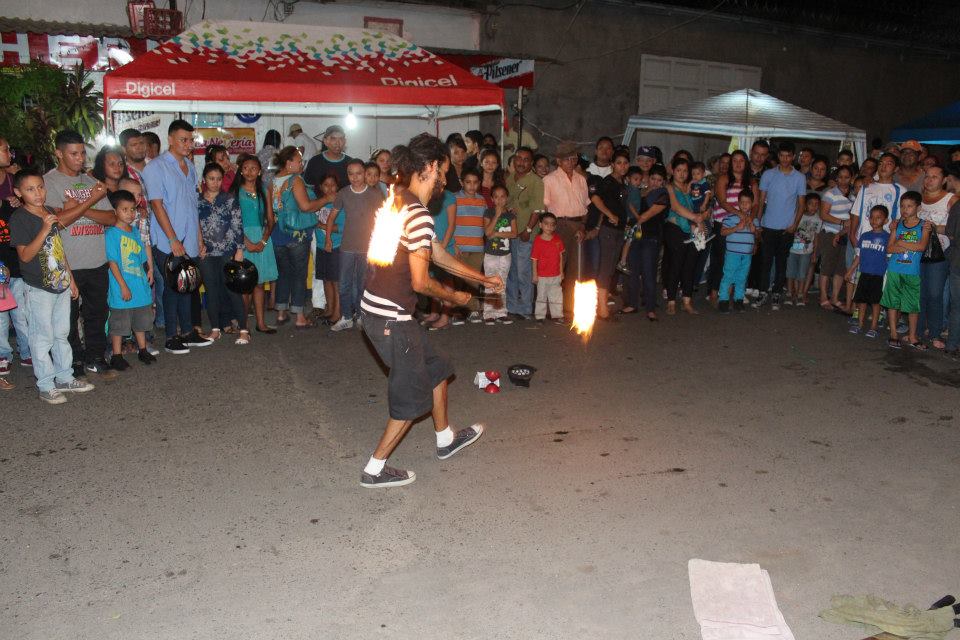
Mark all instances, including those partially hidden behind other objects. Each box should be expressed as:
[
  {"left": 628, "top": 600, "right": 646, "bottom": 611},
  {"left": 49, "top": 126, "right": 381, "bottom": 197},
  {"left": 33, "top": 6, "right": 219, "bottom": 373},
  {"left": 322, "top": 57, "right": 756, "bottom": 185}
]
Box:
[{"left": 689, "top": 559, "right": 796, "bottom": 640}]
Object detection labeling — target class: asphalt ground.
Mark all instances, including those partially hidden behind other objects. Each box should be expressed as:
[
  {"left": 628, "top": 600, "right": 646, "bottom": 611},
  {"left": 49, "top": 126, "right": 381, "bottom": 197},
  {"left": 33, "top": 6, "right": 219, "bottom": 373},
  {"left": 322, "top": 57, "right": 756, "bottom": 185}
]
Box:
[{"left": 2, "top": 302, "right": 958, "bottom": 639}]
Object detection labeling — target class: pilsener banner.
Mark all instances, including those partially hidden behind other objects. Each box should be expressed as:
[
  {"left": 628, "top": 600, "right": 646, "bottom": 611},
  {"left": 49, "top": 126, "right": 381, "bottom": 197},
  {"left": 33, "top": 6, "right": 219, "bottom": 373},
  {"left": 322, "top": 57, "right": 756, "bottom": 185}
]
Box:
[{"left": 440, "top": 54, "right": 534, "bottom": 89}]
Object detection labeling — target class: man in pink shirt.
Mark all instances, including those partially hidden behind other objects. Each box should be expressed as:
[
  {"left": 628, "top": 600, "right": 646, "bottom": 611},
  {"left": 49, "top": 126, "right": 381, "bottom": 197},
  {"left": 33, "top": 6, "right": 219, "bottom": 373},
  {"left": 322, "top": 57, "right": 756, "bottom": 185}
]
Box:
[{"left": 542, "top": 140, "right": 589, "bottom": 311}]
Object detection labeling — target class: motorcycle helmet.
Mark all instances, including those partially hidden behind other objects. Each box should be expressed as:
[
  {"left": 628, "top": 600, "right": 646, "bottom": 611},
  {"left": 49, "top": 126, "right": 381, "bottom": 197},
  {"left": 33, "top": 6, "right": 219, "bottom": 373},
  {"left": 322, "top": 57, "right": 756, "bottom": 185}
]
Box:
[
  {"left": 164, "top": 255, "right": 202, "bottom": 294},
  {"left": 223, "top": 258, "right": 259, "bottom": 294}
]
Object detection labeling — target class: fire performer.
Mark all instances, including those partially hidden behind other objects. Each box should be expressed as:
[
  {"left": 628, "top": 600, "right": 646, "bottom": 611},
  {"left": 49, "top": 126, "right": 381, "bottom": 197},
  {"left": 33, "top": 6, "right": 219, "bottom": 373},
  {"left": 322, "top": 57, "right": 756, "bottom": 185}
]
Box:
[{"left": 358, "top": 134, "right": 504, "bottom": 488}]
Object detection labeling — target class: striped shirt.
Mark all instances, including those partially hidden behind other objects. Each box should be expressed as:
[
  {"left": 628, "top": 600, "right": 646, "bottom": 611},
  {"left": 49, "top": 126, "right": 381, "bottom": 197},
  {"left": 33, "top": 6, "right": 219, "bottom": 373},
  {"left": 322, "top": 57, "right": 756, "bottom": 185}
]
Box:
[
  {"left": 712, "top": 177, "right": 746, "bottom": 222},
  {"left": 722, "top": 213, "right": 756, "bottom": 255},
  {"left": 454, "top": 190, "right": 487, "bottom": 253},
  {"left": 360, "top": 191, "right": 434, "bottom": 320},
  {"left": 821, "top": 186, "right": 854, "bottom": 234}
]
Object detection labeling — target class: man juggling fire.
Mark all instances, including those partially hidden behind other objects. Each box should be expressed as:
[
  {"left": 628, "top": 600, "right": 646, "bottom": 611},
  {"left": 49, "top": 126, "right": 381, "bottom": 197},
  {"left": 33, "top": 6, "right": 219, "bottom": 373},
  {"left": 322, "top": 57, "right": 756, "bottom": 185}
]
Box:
[{"left": 358, "top": 133, "right": 504, "bottom": 488}]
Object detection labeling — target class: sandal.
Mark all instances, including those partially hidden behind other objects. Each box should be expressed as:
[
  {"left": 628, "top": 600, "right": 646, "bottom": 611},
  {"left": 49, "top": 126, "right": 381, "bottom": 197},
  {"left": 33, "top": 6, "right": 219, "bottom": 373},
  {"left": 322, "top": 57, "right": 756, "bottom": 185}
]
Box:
[
  {"left": 256, "top": 326, "right": 277, "bottom": 334},
  {"left": 906, "top": 340, "right": 928, "bottom": 351},
  {"left": 932, "top": 339, "right": 946, "bottom": 350},
  {"left": 235, "top": 330, "right": 250, "bottom": 345},
  {"left": 295, "top": 320, "right": 315, "bottom": 330},
  {"left": 209, "top": 328, "right": 222, "bottom": 341},
  {"left": 617, "top": 307, "right": 638, "bottom": 315},
  {"left": 819, "top": 300, "right": 833, "bottom": 310},
  {"left": 276, "top": 314, "right": 290, "bottom": 325},
  {"left": 646, "top": 312, "right": 659, "bottom": 322},
  {"left": 223, "top": 326, "right": 238, "bottom": 335},
  {"left": 887, "top": 338, "right": 902, "bottom": 349}
]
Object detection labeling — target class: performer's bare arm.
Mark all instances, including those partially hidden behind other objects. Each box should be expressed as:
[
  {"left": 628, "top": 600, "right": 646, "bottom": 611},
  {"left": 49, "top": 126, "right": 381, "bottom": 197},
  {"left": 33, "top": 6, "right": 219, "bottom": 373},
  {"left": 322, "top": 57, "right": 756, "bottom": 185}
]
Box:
[
  {"left": 410, "top": 247, "right": 470, "bottom": 305},
  {"left": 431, "top": 240, "right": 505, "bottom": 293}
]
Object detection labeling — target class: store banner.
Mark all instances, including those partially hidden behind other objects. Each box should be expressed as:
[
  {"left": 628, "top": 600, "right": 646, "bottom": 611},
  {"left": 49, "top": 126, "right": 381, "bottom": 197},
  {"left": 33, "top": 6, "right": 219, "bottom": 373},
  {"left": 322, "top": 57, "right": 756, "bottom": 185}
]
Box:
[
  {"left": 193, "top": 127, "right": 256, "bottom": 156},
  {"left": 440, "top": 54, "right": 534, "bottom": 88},
  {"left": 0, "top": 32, "right": 156, "bottom": 70}
]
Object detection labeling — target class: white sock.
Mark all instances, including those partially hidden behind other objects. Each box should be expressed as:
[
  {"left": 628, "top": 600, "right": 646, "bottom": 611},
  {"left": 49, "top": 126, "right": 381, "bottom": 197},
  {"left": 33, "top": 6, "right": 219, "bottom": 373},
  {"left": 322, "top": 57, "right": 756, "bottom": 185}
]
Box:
[
  {"left": 364, "top": 456, "right": 385, "bottom": 475},
  {"left": 436, "top": 426, "right": 454, "bottom": 448}
]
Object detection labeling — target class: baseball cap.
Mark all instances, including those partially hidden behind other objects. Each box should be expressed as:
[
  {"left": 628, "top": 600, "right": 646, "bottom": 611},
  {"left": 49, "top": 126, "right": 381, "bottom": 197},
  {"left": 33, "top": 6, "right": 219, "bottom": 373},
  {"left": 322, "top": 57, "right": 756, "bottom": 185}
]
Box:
[
  {"left": 288, "top": 123, "right": 303, "bottom": 136},
  {"left": 636, "top": 146, "right": 657, "bottom": 159},
  {"left": 899, "top": 139, "right": 922, "bottom": 152}
]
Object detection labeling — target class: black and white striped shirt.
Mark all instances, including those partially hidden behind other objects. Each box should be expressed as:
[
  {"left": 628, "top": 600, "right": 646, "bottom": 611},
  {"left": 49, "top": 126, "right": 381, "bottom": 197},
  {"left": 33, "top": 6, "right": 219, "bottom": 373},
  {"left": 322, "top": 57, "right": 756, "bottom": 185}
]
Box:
[{"left": 360, "top": 190, "right": 435, "bottom": 320}]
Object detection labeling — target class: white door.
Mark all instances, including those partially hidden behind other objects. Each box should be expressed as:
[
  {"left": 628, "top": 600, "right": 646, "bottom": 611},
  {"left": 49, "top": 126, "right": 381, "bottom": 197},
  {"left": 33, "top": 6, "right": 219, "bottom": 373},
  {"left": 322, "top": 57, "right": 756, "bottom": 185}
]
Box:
[{"left": 637, "top": 54, "right": 761, "bottom": 164}]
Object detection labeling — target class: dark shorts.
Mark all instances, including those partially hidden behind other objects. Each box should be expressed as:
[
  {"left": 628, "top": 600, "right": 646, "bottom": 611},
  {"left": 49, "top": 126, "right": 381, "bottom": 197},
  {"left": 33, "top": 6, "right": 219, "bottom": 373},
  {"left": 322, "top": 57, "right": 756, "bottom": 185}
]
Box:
[
  {"left": 315, "top": 248, "right": 340, "bottom": 281},
  {"left": 362, "top": 312, "right": 455, "bottom": 420},
  {"left": 108, "top": 304, "right": 154, "bottom": 336},
  {"left": 853, "top": 273, "right": 884, "bottom": 305}
]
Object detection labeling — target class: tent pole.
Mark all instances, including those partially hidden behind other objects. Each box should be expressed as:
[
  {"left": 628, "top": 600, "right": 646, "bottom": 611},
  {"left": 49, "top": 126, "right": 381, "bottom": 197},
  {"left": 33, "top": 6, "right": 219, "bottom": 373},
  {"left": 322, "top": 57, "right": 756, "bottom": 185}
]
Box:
[{"left": 517, "top": 87, "right": 524, "bottom": 153}]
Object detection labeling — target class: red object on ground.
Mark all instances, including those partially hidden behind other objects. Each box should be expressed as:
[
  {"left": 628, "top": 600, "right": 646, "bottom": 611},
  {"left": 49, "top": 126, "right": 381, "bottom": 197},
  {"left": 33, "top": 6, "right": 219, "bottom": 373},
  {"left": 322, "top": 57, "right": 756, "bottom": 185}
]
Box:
[
  {"left": 485, "top": 371, "right": 500, "bottom": 382},
  {"left": 484, "top": 383, "right": 500, "bottom": 394}
]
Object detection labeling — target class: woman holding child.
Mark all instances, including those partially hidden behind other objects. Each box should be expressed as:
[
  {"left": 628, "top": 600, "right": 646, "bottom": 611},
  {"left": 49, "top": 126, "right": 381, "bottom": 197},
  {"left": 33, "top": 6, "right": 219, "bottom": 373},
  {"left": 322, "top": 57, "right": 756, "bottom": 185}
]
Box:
[{"left": 663, "top": 157, "right": 709, "bottom": 315}]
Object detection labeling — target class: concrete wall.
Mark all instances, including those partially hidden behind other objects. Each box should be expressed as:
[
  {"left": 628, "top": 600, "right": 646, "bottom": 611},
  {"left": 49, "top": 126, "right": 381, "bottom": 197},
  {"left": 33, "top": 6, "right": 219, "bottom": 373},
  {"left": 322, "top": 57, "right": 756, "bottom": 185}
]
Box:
[
  {"left": 482, "top": 3, "right": 958, "bottom": 155},
  {"left": 2, "top": 0, "right": 480, "bottom": 50}
]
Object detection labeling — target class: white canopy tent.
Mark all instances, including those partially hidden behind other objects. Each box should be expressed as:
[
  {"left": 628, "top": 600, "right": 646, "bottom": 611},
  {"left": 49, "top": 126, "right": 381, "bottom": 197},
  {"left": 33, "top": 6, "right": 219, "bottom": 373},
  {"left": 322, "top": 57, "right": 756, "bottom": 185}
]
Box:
[{"left": 622, "top": 89, "right": 867, "bottom": 162}]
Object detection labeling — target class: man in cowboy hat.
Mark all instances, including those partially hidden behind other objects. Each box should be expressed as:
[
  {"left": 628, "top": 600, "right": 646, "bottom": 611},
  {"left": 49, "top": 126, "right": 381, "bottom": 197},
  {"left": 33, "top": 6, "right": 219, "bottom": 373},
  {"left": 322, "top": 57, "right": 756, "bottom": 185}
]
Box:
[{"left": 542, "top": 140, "right": 590, "bottom": 313}]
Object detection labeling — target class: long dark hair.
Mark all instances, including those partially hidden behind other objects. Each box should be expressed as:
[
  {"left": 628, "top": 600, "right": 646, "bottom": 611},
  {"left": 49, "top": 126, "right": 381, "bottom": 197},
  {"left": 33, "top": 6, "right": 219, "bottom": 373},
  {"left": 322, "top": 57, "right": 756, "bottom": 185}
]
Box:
[
  {"left": 91, "top": 146, "right": 128, "bottom": 184},
  {"left": 230, "top": 153, "right": 267, "bottom": 225},
  {"left": 263, "top": 129, "right": 281, "bottom": 149},
  {"left": 727, "top": 150, "right": 750, "bottom": 185},
  {"left": 478, "top": 147, "right": 506, "bottom": 187},
  {"left": 390, "top": 133, "right": 449, "bottom": 188}
]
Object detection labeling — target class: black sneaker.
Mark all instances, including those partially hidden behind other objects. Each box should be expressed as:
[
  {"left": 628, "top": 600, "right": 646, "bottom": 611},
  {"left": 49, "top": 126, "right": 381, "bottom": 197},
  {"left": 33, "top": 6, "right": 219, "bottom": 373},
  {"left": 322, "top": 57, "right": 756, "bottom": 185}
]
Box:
[
  {"left": 72, "top": 362, "right": 86, "bottom": 379},
  {"left": 437, "top": 424, "right": 484, "bottom": 460},
  {"left": 109, "top": 354, "right": 130, "bottom": 371},
  {"left": 138, "top": 348, "right": 157, "bottom": 365},
  {"left": 164, "top": 336, "right": 190, "bottom": 355},
  {"left": 771, "top": 293, "right": 782, "bottom": 311},
  {"left": 360, "top": 465, "right": 416, "bottom": 488},
  {"left": 733, "top": 300, "right": 746, "bottom": 313},
  {"left": 182, "top": 330, "right": 213, "bottom": 347},
  {"left": 615, "top": 261, "right": 631, "bottom": 275},
  {"left": 718, "top": 300, "right": 730, "bottom": 314},
  {"left": 85, "top": 358, "right": 114, "bottom": 375}
]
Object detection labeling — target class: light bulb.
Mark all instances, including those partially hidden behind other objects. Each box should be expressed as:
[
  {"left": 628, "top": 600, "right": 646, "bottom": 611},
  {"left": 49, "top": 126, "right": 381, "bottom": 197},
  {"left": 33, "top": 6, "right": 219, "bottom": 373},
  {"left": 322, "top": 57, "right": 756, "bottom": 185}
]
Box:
[{"left": 345, "top": 108, "right": 358, "bottom": 130}]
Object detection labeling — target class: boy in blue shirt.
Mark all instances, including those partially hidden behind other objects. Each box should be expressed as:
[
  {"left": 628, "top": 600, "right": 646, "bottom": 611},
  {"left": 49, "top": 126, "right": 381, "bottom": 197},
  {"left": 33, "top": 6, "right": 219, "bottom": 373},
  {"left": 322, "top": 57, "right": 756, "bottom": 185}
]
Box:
[
  {"left": 105, "top": 190, "right": 156, "bottom": 369},
  {"left": 717, "top": 189, "right": 758, "bottom": 313},
  {"left": 846, "top": 205, "right": 890, "bottom": 338},
  {"left": 879, "top": 191, "right": 933, "bottom": 349}
]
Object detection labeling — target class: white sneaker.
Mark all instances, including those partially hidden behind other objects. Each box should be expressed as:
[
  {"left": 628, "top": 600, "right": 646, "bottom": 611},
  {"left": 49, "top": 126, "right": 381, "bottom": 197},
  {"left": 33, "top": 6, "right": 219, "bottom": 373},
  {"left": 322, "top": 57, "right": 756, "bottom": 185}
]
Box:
[
  {"left": 330, "top": 318, "right": 354, "bottom": 332},
  {"left": 467, "top": 311, "right": 482, "bottom": 324},
  {"left": 56, "top": 379, "right": 95, "bottom": 393},
  {"left": 0, "top": 358, "right": 9, "bottom": 375},
  {"left": 39, "top": 389, "right": 67, "bottom": 405}
]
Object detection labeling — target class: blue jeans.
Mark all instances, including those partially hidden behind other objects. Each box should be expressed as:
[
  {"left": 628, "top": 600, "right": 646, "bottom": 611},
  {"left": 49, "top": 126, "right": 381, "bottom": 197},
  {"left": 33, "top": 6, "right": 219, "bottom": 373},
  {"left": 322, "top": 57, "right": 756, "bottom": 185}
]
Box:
[
  {"left": 0, "top": 277, "right": 31, "bottom": 361},
  {"left": 506, "top": 237, "right": 534, "bottom": 316},
  {"left": 153, "top": 247, "right": 193, "bottom": 339},
  {"left": 720, "top": 252, "right": 752, "bottom": 302},
  {"left": 947, "top": 270, "right": 960, "bottom": 351},
  {"left": 919, "top": 260, "right": 949, "bottom": 339},
  {"left": 339, "top": 250, "right": 368, "bottom": 320},
  {"left": 274, "top": 239, "right": 310, "bottom": 314},
  {"left": 24, "top": 285, "right": 74, "bottom": 392}
]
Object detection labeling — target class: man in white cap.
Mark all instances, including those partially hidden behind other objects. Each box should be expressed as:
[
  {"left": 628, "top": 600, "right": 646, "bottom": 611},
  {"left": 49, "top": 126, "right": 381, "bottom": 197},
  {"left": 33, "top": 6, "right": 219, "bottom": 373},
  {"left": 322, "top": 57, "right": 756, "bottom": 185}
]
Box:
[{"left": 288, "top": 123, "right": 317, "bottom": 165}]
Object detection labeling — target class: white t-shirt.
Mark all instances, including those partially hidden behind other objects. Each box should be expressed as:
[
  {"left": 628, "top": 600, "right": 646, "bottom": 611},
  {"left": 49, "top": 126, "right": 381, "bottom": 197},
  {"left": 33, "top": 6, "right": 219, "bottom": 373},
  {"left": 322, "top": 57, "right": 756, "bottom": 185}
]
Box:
[
  {"left": 587, "top": 163, "right": 613, "bottom": 178},
  {"left": 851, "top": 181, "right": 904, "bottom": 242},
  {"left": 919, "top": 192, "right": 954, "bottom": 250},
  {"left": 291, "top": 133, "right": 318, "bottom": 164}
]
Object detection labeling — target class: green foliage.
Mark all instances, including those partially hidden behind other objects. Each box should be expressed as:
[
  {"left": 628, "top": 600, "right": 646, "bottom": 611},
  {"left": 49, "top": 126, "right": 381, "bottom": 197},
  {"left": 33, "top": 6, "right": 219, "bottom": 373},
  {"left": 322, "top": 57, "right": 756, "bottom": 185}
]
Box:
[{"left": 0, "top": 62, "right": 104, "bottom": 171}]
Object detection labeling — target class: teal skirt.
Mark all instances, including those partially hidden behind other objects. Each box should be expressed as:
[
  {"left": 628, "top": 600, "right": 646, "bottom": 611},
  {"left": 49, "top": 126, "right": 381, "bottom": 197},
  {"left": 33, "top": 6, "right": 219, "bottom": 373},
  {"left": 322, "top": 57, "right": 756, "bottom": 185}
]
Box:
[{"left": 243, "top": 226, "right": 279, "bottom": 283}]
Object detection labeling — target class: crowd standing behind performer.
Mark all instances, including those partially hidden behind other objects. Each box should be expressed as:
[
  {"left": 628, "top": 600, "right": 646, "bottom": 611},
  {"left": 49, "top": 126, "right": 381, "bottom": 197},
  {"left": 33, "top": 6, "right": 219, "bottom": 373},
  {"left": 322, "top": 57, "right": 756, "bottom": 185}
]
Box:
[{"left": 2, "top": 124, "right": 960, "bottom": 426}]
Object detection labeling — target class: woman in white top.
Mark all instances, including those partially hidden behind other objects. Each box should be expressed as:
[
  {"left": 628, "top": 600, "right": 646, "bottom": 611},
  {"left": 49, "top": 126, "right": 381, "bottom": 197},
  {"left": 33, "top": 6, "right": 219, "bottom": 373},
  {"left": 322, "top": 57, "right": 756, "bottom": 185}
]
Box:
[
  {"left": 818, "top": 165, "right": 855, "bottom": 311},
  {"left": 918, "top": 165, "right": 959, "bottom": 349}
]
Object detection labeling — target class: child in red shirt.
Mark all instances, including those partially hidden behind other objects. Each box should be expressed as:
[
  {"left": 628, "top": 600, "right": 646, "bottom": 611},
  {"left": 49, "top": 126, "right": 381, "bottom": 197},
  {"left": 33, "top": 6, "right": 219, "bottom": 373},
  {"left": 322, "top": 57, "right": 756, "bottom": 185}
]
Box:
[{"left": 531, "top": 212, "right": 565, "bottom": 324}]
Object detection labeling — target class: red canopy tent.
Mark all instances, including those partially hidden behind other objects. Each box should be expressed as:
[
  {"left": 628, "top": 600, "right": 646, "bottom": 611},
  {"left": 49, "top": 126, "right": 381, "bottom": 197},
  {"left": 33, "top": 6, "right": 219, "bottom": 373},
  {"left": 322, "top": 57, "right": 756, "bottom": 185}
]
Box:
[{"left": 103, "top": 20, "right": 505, "bottom": 126}]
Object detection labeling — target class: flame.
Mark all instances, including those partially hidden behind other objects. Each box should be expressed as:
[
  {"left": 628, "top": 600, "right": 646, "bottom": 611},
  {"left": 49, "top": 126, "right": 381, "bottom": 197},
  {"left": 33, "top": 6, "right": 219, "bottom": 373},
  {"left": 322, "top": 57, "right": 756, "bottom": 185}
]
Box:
[
  {"left": 572, "top": 280, "right": 597, "bottom": 337},
  {"left": 367, "top": 186, "right": 406, "bottom": 266}
]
